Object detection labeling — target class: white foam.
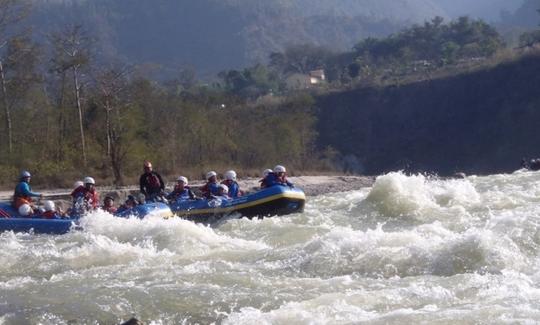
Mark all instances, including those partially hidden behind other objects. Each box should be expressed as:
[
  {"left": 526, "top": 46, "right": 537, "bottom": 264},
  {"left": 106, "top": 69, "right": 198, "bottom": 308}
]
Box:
[
  {"left": 364, "top": 172, "right": 481, "bottom": 222},
  {"left": 2, "top": 170, "right": 540, "bottom": 323}
]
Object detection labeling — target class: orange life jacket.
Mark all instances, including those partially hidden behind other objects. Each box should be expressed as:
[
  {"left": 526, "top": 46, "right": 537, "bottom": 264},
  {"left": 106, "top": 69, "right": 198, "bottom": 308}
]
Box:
[{"left": 13, "top": 197, "right": 32, "bottom": 209}]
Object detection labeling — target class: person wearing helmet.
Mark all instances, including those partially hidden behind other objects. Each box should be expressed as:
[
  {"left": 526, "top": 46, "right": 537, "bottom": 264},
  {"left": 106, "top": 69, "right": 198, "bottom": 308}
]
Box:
[
  {"left": 264, "top": 165, "right": 294, "bottom": 188},
  {"left": 103, "top": 196, "right": 117, "bottom": 213},
  {"left": 18, "top": 204, "right": 34, "bottom": 217},
  {"left": 215, "top": 183, "right": 230, "bottom": 199},
  {"left": 200, "top": 171, "right": 220, "bottom": 198},
  {"left": 259, "top": 169, "right": 274, "bottom": 189},
  {"left": 12, "top": 170, "right": 43, "bottom": 212},
  {"left": 221, "top": 170, "right": 242, "bottom": 198},
  {"left": 70, "top": 180, "right": 86, "bottom": 204},
  {"left": 117, "top": 195, "right": 139, "bottom": 213},
  {"left": 139, "top": 161, "right": 165, "bottom": 202},
  {"left": 42, "top": 200, "right": 62, "bottom": 219},
  {"left": 168, "top": 176, "right": 196, "bottom": 201},
  {"left": 82, "top": 176, "right": 99, "bottom": 210}
]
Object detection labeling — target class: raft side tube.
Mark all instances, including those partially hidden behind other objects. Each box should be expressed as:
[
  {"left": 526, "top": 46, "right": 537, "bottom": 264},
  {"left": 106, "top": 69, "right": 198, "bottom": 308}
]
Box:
[{"left": 170, "top": 186, "right": 306, "bottom": 222}]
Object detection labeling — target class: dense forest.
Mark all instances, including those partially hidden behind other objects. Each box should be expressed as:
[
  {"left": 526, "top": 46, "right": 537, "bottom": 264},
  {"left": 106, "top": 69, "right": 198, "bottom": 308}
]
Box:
[{"left": 1, "top": 0, "right": 540, "bottom": 188}]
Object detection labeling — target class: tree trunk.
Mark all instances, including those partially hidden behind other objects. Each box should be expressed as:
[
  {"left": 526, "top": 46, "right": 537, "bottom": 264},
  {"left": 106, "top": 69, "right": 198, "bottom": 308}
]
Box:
[
  {"left": 0, "top": 60, "right": 12, "bottom": 155},
  {"left": 73, "top": 65, "right": 86, "bottom": 166},
  {"left": 57, "top": 71, "right": 67, "bottom": 162},
  {"left": 105, "top": 98, "right": 111, "bottom": 156},
  {"left": 110, "top": 114, "right": 124, "bottom": 186},
  {"left": 110, "top": 145, "right": 124, "bottom": 186}
]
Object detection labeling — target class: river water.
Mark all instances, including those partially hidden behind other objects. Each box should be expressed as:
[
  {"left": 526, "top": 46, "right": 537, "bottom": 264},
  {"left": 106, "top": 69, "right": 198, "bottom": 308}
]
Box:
[{"left": 2, "top": 171, "right": 540, "bottom": 324}]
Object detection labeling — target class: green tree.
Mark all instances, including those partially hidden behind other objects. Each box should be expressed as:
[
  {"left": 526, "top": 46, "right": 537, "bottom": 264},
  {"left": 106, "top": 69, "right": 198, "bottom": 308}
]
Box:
[
  {"left": 353, "top": 16, "right": 504, "bottom": 67},
  {"left": 269, "top": 44, "right": 332, "bottom": 75},
  {"left": 219, "top": 64, "right": 282, "bottom": 98}
]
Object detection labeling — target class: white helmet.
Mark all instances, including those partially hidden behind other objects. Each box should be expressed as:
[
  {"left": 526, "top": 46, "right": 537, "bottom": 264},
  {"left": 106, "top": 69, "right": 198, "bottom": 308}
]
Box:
[
  {"left": 74, "top": 181, "right": 84, "bottom": 188},
  {"left": 44, "top": 200, "right": 56, "bottom": 212},
  {"left": 274, "top": 165, "right": 286, "bottom": 173},
  {"left": 84, "top": 176, "right": 95, "bottom": 185},
  {"left": 219, "top": 184, "right": 229, "bottom": 194},
  {"left": 18, "top": 204, "right": 32, "bottom": 216},
  {"left": 224, "top": 170, "right": 237, "bottom": 181},
  {"left": 177, "top": 176, "right": 188, "bottom": 185},
  {"left": 206, "top": 171, "right": 217, "bottom": 179},
  {"left": 262, "top": 169, "right": 273, "bottom": 177},
  {"left": 20, "top": 171, "right": 31, "bottom": 178}
]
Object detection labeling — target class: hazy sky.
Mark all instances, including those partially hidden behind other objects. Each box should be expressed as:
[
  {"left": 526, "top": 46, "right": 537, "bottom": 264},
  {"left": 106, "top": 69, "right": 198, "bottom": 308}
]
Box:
[{"left": 434, "top": 0, "right": 525, "bottom": 21}]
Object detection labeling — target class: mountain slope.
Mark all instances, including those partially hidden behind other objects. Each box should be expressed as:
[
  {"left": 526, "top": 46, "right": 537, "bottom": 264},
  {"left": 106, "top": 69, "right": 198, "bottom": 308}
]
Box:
[
  {"left": 317, "top": 53, "right": 540, "bottom": 175},
  {"left": 30, "top": 0, "right": 447, "bottom": 75}
]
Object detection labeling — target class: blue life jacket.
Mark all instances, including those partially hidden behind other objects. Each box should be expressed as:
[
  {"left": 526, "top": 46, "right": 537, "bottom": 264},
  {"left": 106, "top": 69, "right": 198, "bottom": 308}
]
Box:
[
  {"left": 264, "top": 173, "right": 293, "bottom": 187},
  {"left": 208, "top": 182, "right": 220, "bottom": 196},
  {"left": 174, "top": 188, "right": 194, "bottom": 201},
  {"left": 222, "top": 180, "right": 241, "bottom": 198}
]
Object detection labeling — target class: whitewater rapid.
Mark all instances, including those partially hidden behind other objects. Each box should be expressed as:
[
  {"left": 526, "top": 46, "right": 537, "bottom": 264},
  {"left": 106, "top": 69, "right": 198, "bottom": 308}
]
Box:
[{"left": 2, "top": 171, "right": 540, "bottom": 324}]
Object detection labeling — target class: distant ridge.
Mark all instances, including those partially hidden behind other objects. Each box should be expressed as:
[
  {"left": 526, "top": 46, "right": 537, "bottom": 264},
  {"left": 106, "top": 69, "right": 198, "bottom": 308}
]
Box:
[{"left": 29, "top": 0, "right": 448, "bottom": 75}]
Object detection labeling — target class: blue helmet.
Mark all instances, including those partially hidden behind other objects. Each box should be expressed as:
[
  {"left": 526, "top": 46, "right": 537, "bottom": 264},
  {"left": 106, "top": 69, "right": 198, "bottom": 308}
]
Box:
[{"left": 20, "top": 171, "right": 31, "bottom": 178}]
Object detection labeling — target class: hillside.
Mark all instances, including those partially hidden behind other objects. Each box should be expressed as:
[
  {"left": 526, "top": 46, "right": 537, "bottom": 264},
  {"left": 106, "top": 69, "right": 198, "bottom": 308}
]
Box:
[
  {"left": 316, "top": 52, "right": 540, "bottom": 175},
  {"left": 29, "top": 0, "right": 447, "bottom": 75}
]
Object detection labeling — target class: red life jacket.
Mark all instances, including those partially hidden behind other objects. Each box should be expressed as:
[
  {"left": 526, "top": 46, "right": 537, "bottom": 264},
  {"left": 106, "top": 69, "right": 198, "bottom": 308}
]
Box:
[
  {"left": 84, "top": 189, "right": 99, "bottom": 209},
  {"left": 42, "top": 211, "right": 57, "bottom": 219},
  {"left": 146, "top": 173, "right": 161, "bottom": 189}
]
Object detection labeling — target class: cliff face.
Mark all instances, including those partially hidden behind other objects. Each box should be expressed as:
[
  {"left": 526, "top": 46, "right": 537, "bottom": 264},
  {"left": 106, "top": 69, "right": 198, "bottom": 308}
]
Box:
[{"left": 317, "top": 53, "right": 540, "bottom": 175}]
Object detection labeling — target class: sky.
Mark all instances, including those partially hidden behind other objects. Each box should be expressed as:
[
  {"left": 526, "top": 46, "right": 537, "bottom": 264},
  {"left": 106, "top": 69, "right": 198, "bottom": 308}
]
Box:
[{"left": 433, "top": 0, "right": 525, "bottom": 21}]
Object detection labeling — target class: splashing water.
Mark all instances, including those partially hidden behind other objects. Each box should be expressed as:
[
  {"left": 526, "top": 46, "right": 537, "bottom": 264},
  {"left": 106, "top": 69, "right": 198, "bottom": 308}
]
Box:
[{"left": 2, "top": 171, "right": 540, "bottom": 324}]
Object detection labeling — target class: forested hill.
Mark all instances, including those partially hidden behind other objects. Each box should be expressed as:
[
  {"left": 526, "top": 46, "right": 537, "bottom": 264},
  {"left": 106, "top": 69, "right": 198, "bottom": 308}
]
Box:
[
  {"left": 30, "top": 0, "right": 447, "bottom": 75},
  {"left": 316, "top": 52, "right": 540, "bottom": 176}
]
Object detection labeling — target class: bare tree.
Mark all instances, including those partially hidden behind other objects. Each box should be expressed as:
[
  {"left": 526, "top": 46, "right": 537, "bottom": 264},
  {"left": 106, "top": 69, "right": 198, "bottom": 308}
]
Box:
[
  {"left": 0, "top": 0, "right": 30, "bottom": 155},
  {"left": 0, "top": 53, "right": 10, "bottom": 154},
  {"left": 94, "top": 66, "right": 131, "bottom": 185},
  {"left": 49, "top": 25, "right": 92, "bottom": 166}
]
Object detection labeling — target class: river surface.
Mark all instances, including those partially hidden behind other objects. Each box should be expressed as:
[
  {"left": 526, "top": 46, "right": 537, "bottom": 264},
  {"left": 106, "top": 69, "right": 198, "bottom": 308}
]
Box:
[{"left": 2, "top": 171, "right": 540, "bottom": 324}]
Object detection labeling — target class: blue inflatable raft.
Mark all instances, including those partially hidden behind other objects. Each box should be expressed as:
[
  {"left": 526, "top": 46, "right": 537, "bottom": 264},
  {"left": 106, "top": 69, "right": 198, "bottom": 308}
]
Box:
[
  {"left": 169, "top": 185, "right": 306, "bottom": 223},
  {"left": 0, "top": 202, "right": 172, "bottom": 234}
]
